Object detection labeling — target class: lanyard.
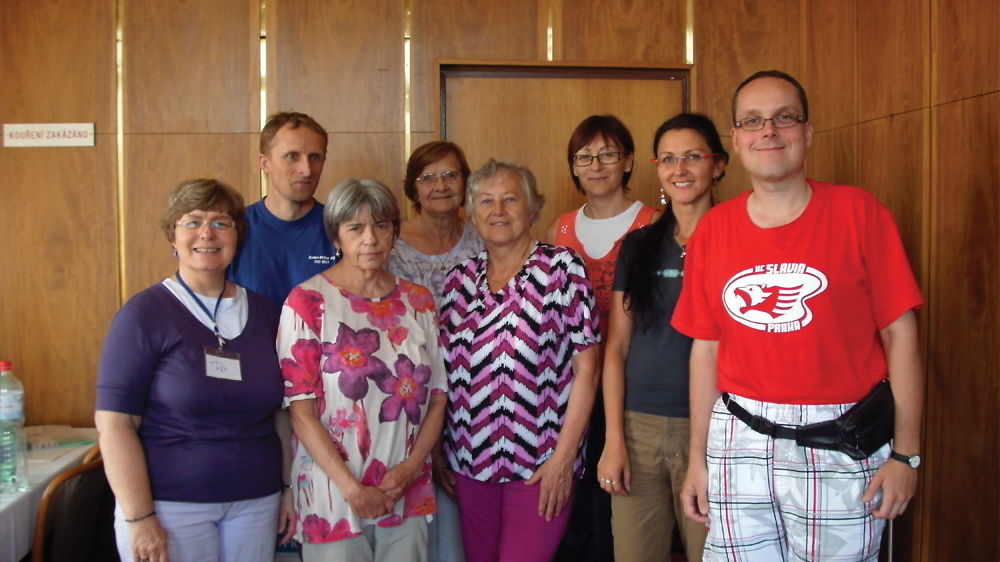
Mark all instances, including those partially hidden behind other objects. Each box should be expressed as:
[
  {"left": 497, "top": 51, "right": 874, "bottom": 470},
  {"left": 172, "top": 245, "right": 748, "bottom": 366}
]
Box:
[{"left": 175, "top": 271, "right": 227, "bottom": 349}]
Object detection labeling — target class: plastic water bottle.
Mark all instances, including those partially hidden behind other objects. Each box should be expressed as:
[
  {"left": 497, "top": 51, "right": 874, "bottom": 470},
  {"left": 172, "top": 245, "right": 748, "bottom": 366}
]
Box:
[{"left": 0, "top": 361, "right": 28, "bottom": 493}]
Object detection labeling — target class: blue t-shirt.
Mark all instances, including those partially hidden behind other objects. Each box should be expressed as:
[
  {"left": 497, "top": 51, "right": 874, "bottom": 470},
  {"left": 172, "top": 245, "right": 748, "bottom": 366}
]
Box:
[{"left": 229, "top": 199, "right": 337, "bottom": 306}]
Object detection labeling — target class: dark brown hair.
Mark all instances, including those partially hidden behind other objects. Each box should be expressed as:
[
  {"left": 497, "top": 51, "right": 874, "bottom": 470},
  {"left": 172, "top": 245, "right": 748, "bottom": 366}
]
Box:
[
  {"left": 259, "top": 112, "right": 328, "bottom": 155},
  {"left": 403, "top": 141, "right": 471, "bottom": 213},
  {"left": 625, "top": 113, "right": 728, "bottom": 333},
  {"left": 566, "top": 115, "right": 635, "bottom": 194}
]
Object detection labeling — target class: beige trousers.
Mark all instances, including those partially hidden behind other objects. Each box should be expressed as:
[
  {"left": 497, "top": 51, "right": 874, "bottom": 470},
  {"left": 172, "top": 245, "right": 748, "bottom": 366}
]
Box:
[{"left": 611, "top": 411, "right": 707, "bottom": 562}]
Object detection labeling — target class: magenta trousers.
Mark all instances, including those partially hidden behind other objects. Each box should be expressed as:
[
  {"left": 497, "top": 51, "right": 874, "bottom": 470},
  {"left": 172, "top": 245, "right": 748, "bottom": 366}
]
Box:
[{"left": 454, "top": 473, "right": 576, "bottom": 562}]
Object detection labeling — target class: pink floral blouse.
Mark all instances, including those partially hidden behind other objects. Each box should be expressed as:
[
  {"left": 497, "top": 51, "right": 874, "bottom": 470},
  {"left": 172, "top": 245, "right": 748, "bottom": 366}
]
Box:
[{"left": 278, "top": 274, "right": 447, "bottom": 544}]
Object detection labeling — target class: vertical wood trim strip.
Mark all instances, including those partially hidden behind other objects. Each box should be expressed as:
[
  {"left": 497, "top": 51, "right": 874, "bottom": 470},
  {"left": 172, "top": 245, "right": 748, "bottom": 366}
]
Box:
[
  {"left": 116, "top": 0, "right": 126, "bottom": 304},
  {"left": 405, "top": 0, "right": 412, "bottom": 161},
  {"left": 550, "top": 0, "right": 563, "bottom": 61},
  {"left": 259, "top": 0, "right": 267, "bottom": 198},
  {"left": 685, "top": 0, "right": 694, "bottom": 64},
  {"left": 921, "top": 2, "right": 938, "bottom": 560}
]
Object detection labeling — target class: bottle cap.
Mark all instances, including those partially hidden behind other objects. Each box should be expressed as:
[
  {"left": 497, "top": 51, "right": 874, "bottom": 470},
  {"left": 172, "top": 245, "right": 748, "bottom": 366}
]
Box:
[{"left": 0, "top": 361, "right": 11, "bottom": 371}]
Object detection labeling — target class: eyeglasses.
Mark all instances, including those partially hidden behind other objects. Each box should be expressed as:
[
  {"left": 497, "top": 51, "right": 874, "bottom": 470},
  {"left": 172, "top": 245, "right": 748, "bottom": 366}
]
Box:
[
  {"left": 734, "top": 113, "right": 806, "bottom": 131},
  {"left": 572, "top": 152, "right": 625, "bottom": 167},
  {"left": 651, "top": 153, "right": 719, "bottom": 167},
  {"left": 176, "top": 219, "right": 235, "bottom": 231},
  {"left": 416, "top": 170, "right": 463, "bottom": 186}
]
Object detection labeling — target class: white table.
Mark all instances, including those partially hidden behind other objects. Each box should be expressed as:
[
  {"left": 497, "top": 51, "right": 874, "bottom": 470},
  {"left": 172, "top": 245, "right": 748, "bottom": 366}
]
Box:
[{"left": 0, "top": 429, "right": 98, "bottom": 562}]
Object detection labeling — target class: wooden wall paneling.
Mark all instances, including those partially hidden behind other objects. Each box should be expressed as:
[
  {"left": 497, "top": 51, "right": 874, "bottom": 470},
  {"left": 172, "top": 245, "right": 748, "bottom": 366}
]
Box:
[
  {"left": 266, "top": 0, "right": 403, "bottom": 134},
  {"left": 800, "top": 0, "right": 857, "bottom": 132},
  {"left": 0, "top": 145, "right": 119, "bottom": 426},
  {"left": 123, "top": 134, "right": 260, "bottom": 298},
  {"left": 932, "top": 0, "right": 1000, "bottom": 105},
  {"left": 314, "top": 133, "right": 405, "bottom": 207},
  {"left": 805, "top": 126, "right": 858, "bottom": 189},
  {"left": 0, "top": 0, "right": 116, "bottom": 130},
  {"left": 692, "top": 0, "right": 801, "bottom": 130},
  {"left": 124, "top": 0, "right": 259, "bottom": 133},
  {"left": 925, "top": 93, "right": 999, "bottom": 562},
  {"left": 857, "top": 0, "right": 929, "bottom": 122},
  {"left": 443, "top": 72, "right": 685, "bottom": 240},
  {"left": 410, "top": 0, "right": 542, "bottom": 134},
  {"left": 0, "top": 0, "right": 119, "bottom": 426},
  {"left": 715, "top": 135, "right": 751, "bottom": 204},
  {"left": 858, "top": 111, "right": 928, "bottom": 285},
  {"left": 560, "top": 0, "right": 686, "bottom": 64}
]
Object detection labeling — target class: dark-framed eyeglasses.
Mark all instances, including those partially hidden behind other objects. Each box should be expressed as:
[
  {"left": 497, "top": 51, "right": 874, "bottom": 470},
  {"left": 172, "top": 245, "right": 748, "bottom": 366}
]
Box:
[
  {"left": 651, "top": 153, "right": 719, "bottom": 167},
  {"left": 416, "top": 170, "right": 463, "bottom": 186},
  {"left": 734, "top": 113, "right": 806, "bottom": 131},
  {"left": 572, "top": 152, "right": 625, "bottom": 167}
]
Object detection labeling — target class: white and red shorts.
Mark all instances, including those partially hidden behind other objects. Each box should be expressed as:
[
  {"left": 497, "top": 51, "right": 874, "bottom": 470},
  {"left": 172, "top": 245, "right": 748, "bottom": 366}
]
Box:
[{"left": 704, "top": 395, "right": 890, "bottom": 561}]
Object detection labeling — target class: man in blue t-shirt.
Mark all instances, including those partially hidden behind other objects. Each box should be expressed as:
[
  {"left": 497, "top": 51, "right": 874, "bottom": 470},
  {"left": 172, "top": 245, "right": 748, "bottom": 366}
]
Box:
[{"left": 229, "top": 112, "right": 338, "bottom": 307}]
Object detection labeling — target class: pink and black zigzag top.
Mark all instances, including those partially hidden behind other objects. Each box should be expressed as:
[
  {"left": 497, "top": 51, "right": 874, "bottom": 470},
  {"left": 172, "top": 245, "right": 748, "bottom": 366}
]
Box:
[{"left": 439, "top": 242, "right": 599, "bottom": 484}]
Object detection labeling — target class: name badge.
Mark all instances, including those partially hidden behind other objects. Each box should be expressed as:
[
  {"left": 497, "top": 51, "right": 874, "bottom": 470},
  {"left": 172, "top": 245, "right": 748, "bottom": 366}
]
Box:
[{"left": 205, "top": 347, "right": 242, "bottom": 381}]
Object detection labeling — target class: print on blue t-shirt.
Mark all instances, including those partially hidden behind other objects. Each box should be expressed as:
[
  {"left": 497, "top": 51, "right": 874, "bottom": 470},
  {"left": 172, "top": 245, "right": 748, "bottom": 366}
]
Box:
[{"left": 228, "top": 198, "right": 337, "bottom": 307}]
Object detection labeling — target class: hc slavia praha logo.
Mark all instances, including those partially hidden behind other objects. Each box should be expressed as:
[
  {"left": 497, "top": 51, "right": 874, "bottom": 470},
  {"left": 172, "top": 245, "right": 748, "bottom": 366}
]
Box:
[{"left": 722, "top": 263, "right": 828, "bottom": 333}]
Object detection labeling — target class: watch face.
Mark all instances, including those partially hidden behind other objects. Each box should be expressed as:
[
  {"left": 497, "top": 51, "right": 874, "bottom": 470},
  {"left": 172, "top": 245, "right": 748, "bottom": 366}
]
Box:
[{"left": 909, "top": 455, "right": 921, "bottom": 468}]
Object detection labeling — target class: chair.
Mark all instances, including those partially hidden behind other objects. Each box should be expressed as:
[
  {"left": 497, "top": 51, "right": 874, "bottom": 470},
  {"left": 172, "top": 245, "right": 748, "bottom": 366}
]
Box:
[
  {"left": 82, "top": 444, "right": 102, "bottom": 464},
  {"left": 32, "top": 446, "right": 119, "bottom": 562}
]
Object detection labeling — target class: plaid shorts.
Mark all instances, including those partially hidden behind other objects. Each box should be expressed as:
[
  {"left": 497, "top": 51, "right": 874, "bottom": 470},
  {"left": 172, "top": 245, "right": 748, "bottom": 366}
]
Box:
[{"left": 703, "top": 395, "right": 889, "bottom": 561}]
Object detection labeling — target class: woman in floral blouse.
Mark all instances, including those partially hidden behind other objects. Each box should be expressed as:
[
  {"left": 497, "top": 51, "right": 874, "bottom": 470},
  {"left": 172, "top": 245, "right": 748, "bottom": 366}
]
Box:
[{"left": 278, "top": 178, "right": 447, "bottom": 561}]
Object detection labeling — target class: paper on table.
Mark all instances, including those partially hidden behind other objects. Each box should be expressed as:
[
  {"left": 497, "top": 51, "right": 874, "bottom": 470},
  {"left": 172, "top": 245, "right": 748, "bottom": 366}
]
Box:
[
  {"left": 27, "top": 447, "right": 75, "bottom": 462},
  {"left": 23, "top": 426, "right": 95, "bottom": 450}
]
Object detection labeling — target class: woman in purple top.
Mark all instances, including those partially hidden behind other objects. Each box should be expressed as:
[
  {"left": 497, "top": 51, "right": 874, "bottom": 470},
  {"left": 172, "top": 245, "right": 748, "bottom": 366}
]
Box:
[
  {"left": 438, "top": 159, "right": 600, "bottom": 562},
  {"left": 95, "top": 179, "right": 293, "bottom": 562}
]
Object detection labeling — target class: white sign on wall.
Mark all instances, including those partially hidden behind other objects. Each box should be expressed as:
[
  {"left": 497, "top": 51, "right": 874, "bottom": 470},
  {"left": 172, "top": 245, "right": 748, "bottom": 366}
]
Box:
[{"left": 3, "top": 123, "right": 96, "bottom": 147}]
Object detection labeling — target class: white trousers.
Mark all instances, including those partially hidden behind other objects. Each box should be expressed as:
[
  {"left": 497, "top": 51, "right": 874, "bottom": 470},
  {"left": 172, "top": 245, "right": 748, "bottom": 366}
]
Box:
[{"left": 114, "top": 492, "right": 280, "bottom": 562}]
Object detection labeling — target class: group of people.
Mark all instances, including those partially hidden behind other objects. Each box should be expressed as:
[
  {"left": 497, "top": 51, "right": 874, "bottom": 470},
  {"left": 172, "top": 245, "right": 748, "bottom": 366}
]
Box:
[{"left": 95, "top": 69, "right": 923, "bottom": 562}]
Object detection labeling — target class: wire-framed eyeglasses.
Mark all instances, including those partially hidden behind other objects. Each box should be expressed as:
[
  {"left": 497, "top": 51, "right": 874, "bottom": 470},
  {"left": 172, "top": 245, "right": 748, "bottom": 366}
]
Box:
[
  {"left": 415, "top": 170, "right": 463, "bottom": 186},
  {"left": 651, "top": 153, "right": 719, "bottom": 167}
]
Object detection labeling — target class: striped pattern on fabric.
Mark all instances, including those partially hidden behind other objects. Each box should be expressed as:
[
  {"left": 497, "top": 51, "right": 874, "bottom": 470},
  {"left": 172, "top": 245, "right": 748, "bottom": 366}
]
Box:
[
  {"left": 440, "top": 243, "right": 599, "bottom": 484},
  {"left": 704, "top": 396, "right": 888, "bottom": 561}
]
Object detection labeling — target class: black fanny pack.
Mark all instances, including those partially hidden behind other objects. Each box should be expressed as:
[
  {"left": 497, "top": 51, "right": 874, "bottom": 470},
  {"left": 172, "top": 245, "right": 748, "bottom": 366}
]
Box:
[{"left": 722, "top": 379, "right": 894, "bottom": 460}]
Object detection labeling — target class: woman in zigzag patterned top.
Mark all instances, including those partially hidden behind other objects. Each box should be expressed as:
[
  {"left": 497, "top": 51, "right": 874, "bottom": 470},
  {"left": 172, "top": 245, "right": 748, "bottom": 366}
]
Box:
[{"left": 439, "top": 158, "right": 601, "bottom": 562}]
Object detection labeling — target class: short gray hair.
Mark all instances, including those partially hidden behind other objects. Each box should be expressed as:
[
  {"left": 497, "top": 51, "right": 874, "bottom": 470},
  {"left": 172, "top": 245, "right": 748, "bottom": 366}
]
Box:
[
  {"left": 466, "top": 159, "right": 545, "bottom": 221},
  {"left": 323, "top": 178, "right": 401, "bottom": 244}
]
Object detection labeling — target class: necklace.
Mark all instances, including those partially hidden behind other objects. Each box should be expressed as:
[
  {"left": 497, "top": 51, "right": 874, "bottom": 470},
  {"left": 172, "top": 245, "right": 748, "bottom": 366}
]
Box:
[
  {"left": 674, "top": 236, "right": 687, "bottom": 258},
  {"left": 487, "top": 241, "right": 536, "bottom": 293}
]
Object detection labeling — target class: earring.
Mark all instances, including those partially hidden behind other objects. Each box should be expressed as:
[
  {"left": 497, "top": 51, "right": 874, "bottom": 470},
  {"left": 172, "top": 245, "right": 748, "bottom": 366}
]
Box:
[
  {"left": 334, "top": 247, "right": 343, "bottom": 260},
  {"left": 173, "top": 248, "right": 179, "bottom": 259}
]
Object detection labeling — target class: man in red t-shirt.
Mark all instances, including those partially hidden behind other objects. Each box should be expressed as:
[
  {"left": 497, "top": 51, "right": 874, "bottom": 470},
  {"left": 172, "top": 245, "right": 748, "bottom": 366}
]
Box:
[{"left": 672, "top": 70, "right": 924, "bottom": 561}]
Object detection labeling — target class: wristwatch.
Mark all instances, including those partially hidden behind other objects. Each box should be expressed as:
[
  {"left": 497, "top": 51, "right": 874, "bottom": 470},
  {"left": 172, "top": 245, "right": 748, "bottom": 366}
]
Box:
[{"left": 889, "top": 451, "right": 921, "bottom": 468}]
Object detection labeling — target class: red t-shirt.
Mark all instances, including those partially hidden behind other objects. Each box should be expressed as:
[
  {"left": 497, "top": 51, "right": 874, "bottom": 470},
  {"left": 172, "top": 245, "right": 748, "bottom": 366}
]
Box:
[{"left": 671, "top": 180, "right": 924, "bottom": 404}]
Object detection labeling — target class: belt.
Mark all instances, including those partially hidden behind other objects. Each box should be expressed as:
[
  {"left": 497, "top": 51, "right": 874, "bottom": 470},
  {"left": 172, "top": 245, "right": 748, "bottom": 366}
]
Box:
[{"left": 721, "top": 393, "right": 798, "bottom": 441}]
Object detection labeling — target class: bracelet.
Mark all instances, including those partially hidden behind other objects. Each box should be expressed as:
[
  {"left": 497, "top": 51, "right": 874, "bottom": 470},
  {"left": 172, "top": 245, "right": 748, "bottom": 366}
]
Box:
[
  {"left": 125, "top": 511, "right": 156, "bottom": 523},
  {"left": 282, "top": 484, "right": 291, "bottom": 490}
]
